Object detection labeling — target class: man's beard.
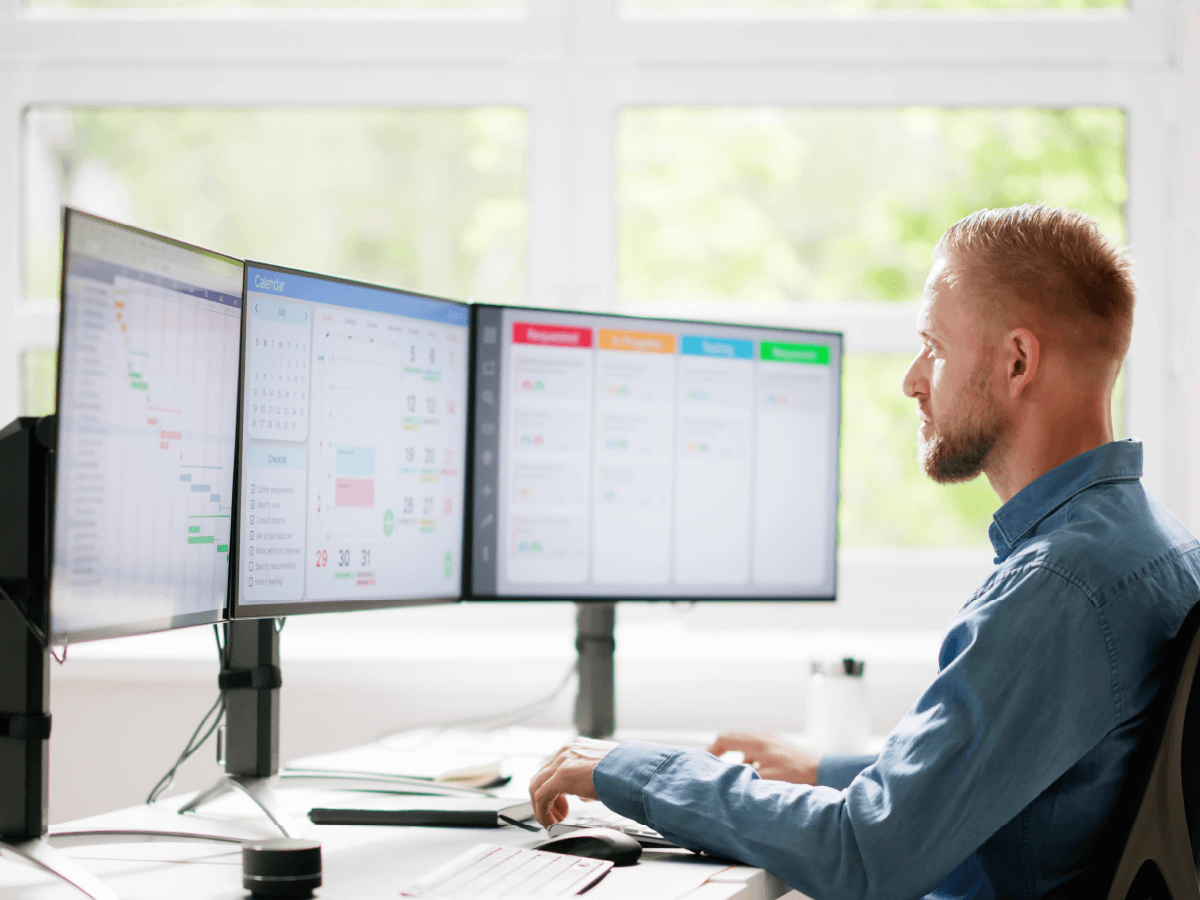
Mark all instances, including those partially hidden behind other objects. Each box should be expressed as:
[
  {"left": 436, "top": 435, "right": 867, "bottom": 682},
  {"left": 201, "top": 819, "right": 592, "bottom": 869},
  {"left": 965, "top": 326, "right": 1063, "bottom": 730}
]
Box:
[{"left": 918, "top": 371, "right": 1004, "bottom": 484}]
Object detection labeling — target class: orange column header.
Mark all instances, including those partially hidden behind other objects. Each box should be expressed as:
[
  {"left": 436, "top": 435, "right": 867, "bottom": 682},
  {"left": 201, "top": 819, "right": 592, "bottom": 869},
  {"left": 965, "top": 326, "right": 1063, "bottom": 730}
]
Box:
[{"left": 597, "top": 329, "right": 676, "bottom": 354}]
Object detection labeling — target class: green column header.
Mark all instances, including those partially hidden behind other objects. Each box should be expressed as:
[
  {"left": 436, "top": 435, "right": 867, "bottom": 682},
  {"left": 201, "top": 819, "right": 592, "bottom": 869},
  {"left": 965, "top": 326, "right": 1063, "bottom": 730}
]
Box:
[{"left": 759, "top": 342, "right": 831, "bottom": 365}]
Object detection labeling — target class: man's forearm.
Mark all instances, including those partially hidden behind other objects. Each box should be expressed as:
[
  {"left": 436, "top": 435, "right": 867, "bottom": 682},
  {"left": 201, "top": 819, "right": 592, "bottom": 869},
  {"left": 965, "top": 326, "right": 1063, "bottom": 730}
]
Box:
[{"left": 816, "top": 753, "right": 878, "bottom": 791}]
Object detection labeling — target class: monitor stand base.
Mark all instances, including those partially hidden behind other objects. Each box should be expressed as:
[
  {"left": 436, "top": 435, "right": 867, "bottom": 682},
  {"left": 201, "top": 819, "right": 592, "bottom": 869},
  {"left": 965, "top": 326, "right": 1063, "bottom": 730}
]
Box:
[
  {"left": 1, "top": 837, "right": 119, "bottom": 900},
  {"left": 178, "top": 775, "right": 303, "bottom": 838}
]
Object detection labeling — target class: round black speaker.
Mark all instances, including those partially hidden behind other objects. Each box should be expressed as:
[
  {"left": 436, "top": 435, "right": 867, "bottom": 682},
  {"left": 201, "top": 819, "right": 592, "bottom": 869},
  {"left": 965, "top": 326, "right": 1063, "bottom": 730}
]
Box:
[{"left": 242, "top": 838, "right": 322, "bottom": 899}]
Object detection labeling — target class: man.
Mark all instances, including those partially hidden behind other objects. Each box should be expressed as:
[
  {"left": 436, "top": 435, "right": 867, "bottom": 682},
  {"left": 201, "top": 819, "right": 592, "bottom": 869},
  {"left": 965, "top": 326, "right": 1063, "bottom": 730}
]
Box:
[{"left": 529, "top": 205, "right": 1200, "bottom": 899}]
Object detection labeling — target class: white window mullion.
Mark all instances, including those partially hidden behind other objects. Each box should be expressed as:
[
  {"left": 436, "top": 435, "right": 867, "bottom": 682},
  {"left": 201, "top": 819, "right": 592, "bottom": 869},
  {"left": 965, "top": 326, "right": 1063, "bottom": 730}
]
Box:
[
  {"left": 1124, "top": 71, "right": 1171, "bottom": 507},
  {"left": 526, "top": 68, "right": 572, "bottom": 308},
  {"left": 565, "top": 62, "right": 618, "bottom": 311},
  {"left": 574, "top": 0, "right": 1169, "bottom": 67},
  {"left": 1178, "top": 0, "right": 1200, "bottom": 535}
]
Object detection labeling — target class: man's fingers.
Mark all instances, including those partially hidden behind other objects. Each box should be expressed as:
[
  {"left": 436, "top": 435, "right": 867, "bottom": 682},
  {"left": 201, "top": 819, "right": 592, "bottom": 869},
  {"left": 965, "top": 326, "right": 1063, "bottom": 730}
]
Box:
[
  {"left": 533, "top": 766, "right": 573, "bottom": 827},
  {"left": 528, "top": 749, "right": 568, "bottom": 802},
  {"left": 708, "top": 732, "right": 763, "bottom": 758},
  {"left": 552, "top": 794, "right": 570, "bottom": 823}
]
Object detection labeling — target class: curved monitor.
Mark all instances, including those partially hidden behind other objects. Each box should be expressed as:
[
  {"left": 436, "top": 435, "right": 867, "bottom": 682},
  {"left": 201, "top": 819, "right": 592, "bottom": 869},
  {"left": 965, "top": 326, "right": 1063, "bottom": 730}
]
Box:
[
  {"left": 468, "top": 306, "right": 842, "bottom": 601},
  {"left": 231, "top": 263, "right": 470, "bottom": 619},
  {"left": 51, "top": 209, "right": 244, "bottom": 642}
]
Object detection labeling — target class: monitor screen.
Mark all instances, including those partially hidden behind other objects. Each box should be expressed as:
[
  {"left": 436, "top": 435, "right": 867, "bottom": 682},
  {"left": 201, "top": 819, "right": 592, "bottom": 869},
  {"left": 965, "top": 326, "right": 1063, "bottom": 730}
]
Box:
[
  {"left": 50, "top": 210, "right": 244, "bottom": 642},
  {"left": 232, "top": 263, "right": 470, "bottom": 618},
  {"left": 469, "top": 307, "right": 842, "bottom": 600}
]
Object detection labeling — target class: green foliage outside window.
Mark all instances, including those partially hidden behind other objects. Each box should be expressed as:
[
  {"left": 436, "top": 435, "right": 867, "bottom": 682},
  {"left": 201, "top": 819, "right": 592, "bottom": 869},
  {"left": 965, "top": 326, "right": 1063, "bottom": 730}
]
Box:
[
  {"left": 24, "top": 108, "right": 528, "bottom": 305},
  {"left": 22, "top": 349, "right": 57, "bottom": 417},
  {"left": 618, "top": 107, "right": 1125, "bottom": 306}
]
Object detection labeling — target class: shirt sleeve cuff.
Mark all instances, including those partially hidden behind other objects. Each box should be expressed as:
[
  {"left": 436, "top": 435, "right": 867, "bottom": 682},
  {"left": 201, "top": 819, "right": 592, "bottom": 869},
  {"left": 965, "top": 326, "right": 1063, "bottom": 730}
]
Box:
[
  {"left": 593, "top": 741, "right": 679, "bottom": 823},
  {"left": 816, "top": 753, "right": 879, "bottom": 790}
]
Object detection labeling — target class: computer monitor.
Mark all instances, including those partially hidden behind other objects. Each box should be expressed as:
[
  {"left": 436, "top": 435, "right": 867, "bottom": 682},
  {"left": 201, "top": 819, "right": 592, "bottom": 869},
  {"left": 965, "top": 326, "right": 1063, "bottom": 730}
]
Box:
[
  {"left": 187, "top": 264, "right": 471, "bottom": 832},
  {"left": 231, "top": 262, "right": 471, "bottom": 619},
  {"left": 51, "top": 209, "right": 245, "bottom": 643},
  {"left": 468, "top": 306, "right": 842, "bottom": 602},
  {"left": 0, "top": 211, "right": 243, "bottom": 893}
]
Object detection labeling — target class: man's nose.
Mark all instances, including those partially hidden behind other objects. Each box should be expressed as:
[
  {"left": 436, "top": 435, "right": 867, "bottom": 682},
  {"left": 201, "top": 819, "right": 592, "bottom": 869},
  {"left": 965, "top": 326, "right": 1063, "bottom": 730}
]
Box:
[{"left": 902, "top": 351, "right": 926, "bottom": 399}]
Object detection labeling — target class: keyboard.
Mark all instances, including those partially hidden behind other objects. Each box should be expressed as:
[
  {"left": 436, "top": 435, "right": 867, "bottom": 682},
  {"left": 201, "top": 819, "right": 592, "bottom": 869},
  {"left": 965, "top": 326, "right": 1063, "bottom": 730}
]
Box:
[
  {"left": 547, "top": 806, "right": 678, "bottom": 849},
  {"left": 399, "top": 842, "right": 613, "bottom": 899}
]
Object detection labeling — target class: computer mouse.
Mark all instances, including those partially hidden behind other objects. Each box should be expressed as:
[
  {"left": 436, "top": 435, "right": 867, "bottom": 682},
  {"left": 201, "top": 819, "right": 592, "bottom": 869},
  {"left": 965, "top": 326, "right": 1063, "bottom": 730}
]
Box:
[{"left": 533, "top": 827, "right": 643, "bottom": 866}]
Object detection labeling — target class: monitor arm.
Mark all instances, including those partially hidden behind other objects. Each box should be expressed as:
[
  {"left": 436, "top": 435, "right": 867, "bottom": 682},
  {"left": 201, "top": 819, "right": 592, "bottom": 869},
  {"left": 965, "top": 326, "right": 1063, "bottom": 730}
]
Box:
[{"left": 575, "top": 602, "right": 616, "bottom": 739}]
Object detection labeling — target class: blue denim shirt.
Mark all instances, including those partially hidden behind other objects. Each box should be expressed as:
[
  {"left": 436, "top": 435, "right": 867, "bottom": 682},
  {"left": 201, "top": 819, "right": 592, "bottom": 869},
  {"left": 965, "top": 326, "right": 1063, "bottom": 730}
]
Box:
[{"left": 594, "top": 441, "right": 1200, "bottom": 900}]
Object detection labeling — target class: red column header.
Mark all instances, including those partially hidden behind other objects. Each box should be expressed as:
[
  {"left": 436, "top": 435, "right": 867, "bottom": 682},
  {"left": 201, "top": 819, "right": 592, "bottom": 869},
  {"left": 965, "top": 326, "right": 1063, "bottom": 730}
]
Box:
[{"left": 512, "top": 322, "right": 593, "bottom": 348}]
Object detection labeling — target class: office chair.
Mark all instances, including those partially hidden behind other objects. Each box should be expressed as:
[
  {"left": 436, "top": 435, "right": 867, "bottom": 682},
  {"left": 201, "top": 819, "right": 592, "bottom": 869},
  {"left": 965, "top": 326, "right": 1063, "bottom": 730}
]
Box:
[{"left": 1087, "top": 601, "right": 1200, "bottom": 900}]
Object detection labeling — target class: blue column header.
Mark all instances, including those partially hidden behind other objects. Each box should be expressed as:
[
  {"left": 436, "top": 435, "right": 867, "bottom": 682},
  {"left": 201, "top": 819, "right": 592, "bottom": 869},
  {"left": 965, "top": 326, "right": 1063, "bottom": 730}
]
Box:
[{"left": 680, "top": 335, "right": 754, "bottom": 359}]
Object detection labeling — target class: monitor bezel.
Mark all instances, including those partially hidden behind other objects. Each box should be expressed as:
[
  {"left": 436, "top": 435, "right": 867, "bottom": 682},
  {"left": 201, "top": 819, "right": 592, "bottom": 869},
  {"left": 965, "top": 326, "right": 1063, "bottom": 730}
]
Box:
[
  {"left": 229, "top": 260, "right": 470, "bottom": 621},
  {"left": 463, "top": 303, "right": 843, "bottom": 604},
  {"left": 50, "top": 207, "right": 244, "bottom": 644}
]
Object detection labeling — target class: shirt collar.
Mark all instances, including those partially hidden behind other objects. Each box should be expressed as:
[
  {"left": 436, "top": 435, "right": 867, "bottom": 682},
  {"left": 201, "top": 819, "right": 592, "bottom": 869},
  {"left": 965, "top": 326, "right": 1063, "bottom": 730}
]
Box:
[{"left": 988, "top": 440, "right": 1143, "bottom": 561}]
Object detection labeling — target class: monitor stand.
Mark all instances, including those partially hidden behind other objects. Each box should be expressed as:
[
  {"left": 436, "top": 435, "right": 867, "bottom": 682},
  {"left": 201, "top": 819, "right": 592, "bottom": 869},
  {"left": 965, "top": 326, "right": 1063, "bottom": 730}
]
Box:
[
  {"left": 575, "top": 602, "right": 616, "bottom": 739},
  {"left": 0, "top": 574, "right": 120, "bottom": 900},
  {"left": 0, "top": 416, "right": 111, "bottom": 899},
  {"left": 177, "top": 617, "right": 303, "bottom": 838}
]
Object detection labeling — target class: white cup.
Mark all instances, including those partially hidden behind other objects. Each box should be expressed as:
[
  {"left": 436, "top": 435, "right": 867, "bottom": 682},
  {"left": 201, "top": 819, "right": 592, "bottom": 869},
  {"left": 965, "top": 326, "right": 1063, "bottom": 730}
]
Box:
[{"left": 808, "top": 658, "right": 870, "bottom": 754}]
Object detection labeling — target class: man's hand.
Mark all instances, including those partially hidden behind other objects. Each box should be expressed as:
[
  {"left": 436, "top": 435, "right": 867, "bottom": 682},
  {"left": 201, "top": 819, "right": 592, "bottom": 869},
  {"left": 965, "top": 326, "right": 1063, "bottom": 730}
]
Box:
[
  {"left": 707, "top": 732, "right": 821, "bottom": 785},
  {"left": 529, "top": 738, "right": 619, "bottom": 828}
]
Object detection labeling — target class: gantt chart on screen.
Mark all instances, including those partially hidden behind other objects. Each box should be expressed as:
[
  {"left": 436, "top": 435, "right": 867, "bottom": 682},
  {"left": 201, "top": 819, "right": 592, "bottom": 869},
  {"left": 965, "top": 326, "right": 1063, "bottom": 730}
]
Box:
[
  {"left": 471, "top": 308, "right": 841, "bottom": 599},
  {"left": 51, "top": 213, "right": 244, "bottom": 640},
  {"left": 237, "top": 266, "right": 469, "bottom": 612}
]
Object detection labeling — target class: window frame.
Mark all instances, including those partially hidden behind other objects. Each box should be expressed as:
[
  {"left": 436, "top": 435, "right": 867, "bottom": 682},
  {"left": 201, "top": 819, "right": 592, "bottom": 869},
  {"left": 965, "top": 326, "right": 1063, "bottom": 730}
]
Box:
[{"left": 1, "top": 0, "right": 1196, "bottom": 577}]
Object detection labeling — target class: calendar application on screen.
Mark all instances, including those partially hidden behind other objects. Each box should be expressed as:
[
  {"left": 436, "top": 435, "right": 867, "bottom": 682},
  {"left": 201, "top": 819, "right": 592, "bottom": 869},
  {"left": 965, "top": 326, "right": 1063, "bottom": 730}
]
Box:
[{"left": 237, "top": 265, "right": 469, "bottom": 613}]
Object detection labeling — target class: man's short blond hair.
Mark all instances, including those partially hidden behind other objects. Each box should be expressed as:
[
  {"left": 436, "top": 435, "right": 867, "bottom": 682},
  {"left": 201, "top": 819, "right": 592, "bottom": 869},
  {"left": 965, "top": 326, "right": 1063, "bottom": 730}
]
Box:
[{"left": 935, "top": 204, "right": 1136, "bottom": 369}]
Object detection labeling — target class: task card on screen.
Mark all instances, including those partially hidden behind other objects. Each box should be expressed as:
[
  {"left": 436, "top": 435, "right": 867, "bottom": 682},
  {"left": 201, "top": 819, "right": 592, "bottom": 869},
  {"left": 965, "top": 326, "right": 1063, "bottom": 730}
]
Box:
[
  {"left": 470, "top": 307, "right": 842, "bottom": 600},
  {"left": 235, "top": 264, "right": 469, "bottom": 617}
]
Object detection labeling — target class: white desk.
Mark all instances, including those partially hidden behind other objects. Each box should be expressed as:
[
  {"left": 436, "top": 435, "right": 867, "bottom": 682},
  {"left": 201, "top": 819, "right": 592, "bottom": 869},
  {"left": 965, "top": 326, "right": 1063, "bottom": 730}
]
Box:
[{"left": 1, "top": 728, "right": 803, "bottom": 900}]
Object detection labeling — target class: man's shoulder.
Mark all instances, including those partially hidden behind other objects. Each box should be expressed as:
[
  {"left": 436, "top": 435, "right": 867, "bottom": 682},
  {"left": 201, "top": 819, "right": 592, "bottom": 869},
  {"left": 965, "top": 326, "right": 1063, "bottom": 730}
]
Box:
[{"left": 989, "top": 481, "right": 1200, "bottom": 609}]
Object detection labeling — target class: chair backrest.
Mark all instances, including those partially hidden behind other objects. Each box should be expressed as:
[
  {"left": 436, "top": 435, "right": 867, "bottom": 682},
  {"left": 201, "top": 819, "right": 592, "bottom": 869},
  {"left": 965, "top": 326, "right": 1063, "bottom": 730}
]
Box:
[{"left": 1093, "top": 600, "right": 1200, "bottom": 900}]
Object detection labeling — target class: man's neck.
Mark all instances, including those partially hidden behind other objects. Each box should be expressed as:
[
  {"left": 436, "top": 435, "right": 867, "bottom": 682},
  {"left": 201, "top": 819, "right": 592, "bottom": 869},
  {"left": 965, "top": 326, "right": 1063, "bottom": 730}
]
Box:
[{"left": 985, "top": 412, "right": 1114, "bottom": 504}]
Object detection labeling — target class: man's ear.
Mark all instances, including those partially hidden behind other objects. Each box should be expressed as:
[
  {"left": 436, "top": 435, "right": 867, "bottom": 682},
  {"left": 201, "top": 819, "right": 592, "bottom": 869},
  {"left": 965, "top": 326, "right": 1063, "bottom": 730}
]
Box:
[{"left": 1006, "top": 327, "right": 1039, "bottom": 399}]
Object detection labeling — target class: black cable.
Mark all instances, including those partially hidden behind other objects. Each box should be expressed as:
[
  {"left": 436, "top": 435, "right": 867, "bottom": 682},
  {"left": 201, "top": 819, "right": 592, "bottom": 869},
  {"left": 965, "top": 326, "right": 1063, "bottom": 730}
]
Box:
[
  {"left": 146, "top": 692, "right": 225, "bottom": 805},
  {"left": 146, "top": 630, "right": 227, "bottom": 804},
  {"left": 499, "top": 815, "right": 542, "bottom": 832}
]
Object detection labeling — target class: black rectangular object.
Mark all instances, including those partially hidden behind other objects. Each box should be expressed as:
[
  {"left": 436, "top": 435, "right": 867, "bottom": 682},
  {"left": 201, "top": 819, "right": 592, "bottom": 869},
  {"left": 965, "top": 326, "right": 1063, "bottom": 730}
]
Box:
[
  {"left": 307, "top": 797, "right": 533, "bottom": 828},
  {"left": 0, "top": 416, "right": 55, "bottom": 840}
]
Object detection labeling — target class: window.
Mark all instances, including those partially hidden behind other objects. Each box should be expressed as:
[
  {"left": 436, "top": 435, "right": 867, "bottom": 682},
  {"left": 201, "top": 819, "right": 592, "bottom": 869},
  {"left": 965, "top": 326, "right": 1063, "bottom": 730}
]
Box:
[
  {"left": 618, "top": 107, "right": 1124, "bottom": 307},
  {"left": 5, "top": 0, "right": 1192, "bottom": 563},
  {"left": 25, "top": 107, "right": 528, "bottom": 304}
]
